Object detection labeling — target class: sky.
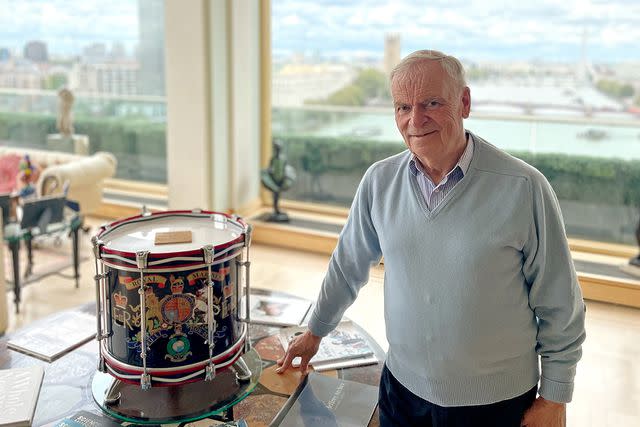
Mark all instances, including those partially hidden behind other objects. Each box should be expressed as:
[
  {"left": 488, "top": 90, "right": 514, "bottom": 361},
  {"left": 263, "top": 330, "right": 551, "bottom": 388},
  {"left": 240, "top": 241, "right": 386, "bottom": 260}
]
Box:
[
  {"left": 0, "top": 0, "right": 139, "bottom": 56},
  {"left": 1, "top": 0, "right": 639, "bottom": 63},
  {"left": 273, "top": 0, "right": 640, "bottom": 63}
]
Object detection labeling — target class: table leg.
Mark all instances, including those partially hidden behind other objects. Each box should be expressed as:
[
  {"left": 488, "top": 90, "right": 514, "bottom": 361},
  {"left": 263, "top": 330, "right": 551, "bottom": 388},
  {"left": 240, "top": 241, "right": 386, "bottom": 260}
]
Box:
[
  {"left": 25, "top": 237, "right": 33, "bottom": 278},
  {"left": 72, "top": 226, "right": 80, "bottom": 288},
  {"left": 8, "top": 240, "right": 21, "bottom": 314},
  {"left": 225, "top": 406, "right": 234, "bottom": 421}
]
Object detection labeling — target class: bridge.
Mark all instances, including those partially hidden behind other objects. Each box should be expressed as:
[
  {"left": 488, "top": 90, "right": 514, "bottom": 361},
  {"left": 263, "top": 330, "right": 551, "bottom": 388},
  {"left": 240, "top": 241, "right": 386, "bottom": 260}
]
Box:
[{"left": 472, "top": 100, "right": 634, "bottom": 117}]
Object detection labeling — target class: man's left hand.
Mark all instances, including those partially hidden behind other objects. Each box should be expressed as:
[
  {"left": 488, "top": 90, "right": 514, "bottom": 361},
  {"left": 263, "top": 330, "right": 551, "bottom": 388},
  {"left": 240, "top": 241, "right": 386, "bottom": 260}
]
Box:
[{"left": 521, "top": 397, "right": 566, "bottom": 427}]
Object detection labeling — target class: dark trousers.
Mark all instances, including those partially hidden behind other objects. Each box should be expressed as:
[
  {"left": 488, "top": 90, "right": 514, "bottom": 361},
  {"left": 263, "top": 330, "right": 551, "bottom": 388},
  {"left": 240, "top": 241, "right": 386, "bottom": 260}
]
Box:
[{"left": 378, "top": 365, "right": 537, "bottom": 427}]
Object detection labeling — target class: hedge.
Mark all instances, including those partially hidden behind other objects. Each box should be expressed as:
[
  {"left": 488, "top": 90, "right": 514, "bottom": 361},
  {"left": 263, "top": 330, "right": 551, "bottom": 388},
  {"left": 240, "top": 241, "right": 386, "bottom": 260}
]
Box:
[
  {"left": 274, "top": 134, "right": 640, "bottom": 207},
  {"left": 0, "top": 112, "right": 166, "bottom": 182},
  {"left": 2, "top": 112, "right": 638, "bottom": 207}
]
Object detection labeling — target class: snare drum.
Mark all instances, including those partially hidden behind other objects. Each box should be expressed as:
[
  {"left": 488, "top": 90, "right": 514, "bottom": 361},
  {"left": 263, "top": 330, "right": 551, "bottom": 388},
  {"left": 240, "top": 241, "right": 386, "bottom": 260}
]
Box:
[{"left": 92, "top": 210, "right": 252, "bottom": 388}]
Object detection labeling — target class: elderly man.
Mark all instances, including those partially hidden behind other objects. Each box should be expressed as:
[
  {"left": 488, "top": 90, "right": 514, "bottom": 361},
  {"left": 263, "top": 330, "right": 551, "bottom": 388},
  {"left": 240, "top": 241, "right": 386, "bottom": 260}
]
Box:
[{"left": 276, "top": 50, "right": 586, "bottom": 427}]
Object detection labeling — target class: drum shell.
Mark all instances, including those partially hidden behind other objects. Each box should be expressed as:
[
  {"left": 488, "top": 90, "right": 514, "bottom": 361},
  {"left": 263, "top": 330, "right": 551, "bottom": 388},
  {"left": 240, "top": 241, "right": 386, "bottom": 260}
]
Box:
[{"left": 104, "top": 258, "right": 243, "bottom": 369}]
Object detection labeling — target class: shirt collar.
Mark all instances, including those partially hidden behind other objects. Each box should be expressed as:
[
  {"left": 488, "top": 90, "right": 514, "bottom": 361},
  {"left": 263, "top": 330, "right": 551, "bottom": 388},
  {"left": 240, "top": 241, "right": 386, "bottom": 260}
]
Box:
[{"left": 409, "top": 131, "right": 474, "bottom": 178}]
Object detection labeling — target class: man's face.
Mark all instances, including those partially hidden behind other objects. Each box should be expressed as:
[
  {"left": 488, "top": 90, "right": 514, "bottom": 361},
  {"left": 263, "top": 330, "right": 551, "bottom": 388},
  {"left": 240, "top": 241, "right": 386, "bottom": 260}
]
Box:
[{"left": 391, "top": 60, "right": 471, "bottom": 161}]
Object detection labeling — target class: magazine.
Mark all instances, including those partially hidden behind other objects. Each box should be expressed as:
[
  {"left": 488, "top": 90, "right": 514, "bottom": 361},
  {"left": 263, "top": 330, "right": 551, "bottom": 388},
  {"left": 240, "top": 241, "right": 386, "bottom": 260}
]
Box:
[
  {"left": 183, "top": 420, "right": 248, "bottom": 427},
  {"left": 0, "top": 366, "right": 45, "bottom": 427},
  {"left": 7, "top": 311, "right": 96, "bottom": 362},
  {"left": 43, "top": 410, "right": 121, "bottom": 427},
  {"left": 279, "top": 321, "right": 375, "bottom": 368},
  {"left": 272, "top": 372, "right": 378, "bottom": 427},
  {"left": 246, "top": 294, "right": 312, "bottom": 327}
]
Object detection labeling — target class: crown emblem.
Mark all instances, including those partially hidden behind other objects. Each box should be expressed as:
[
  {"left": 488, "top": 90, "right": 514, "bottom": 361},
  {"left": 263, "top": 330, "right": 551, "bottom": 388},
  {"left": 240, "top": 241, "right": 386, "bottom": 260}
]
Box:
[
  {"left": 113, "top": 292, "right": 128, "bottom": 308},
  {"left": 170, "top": 275, "right": 184, "bottom": 294}
]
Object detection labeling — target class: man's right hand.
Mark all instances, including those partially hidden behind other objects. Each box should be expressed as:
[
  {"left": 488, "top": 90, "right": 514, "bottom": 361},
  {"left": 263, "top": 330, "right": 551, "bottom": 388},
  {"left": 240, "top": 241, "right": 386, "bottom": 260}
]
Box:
[{"left": 276, "top": 329, "right": 322, "bottom": 374}]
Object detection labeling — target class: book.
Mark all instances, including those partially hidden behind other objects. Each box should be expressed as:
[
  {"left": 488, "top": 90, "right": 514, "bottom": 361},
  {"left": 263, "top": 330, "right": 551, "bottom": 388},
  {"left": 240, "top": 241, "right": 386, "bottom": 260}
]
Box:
[
  {"left": 0, "top": 366, "right": 45, "bottom": 427},
  {"left": 246, "top": 294, "right": 312, "bottom": 327},
  {"left": 272, "top": 372, "right": 378, "bottom": 427},
  {"left": 181, "top": 420, "right": 248, "bottom": 427},
  {"left": 44, "top": 410, "right": 121, "bottom": 427},
  {"left": 279, "top": 321, "right": 375, "bottom": 369},
  {"left": 7, "top": 311, "right": 96, "bottom": 362}
]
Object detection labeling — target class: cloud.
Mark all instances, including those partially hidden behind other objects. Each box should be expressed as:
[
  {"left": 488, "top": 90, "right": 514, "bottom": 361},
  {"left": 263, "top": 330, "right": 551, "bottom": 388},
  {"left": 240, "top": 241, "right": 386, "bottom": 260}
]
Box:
[
  {"left": 272, "top": 0, "right": 640, "bottom": 62},
  {"left": 1, "top": 0, "right": 138, "bottom": 54},
  {"left": 2, "top": 0, "right": 639, "bottom": 62}
]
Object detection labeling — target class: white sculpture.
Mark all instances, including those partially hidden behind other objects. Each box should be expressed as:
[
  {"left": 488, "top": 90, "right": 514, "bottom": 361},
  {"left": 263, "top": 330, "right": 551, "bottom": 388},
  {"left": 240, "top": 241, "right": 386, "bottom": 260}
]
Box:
[{"left": 56, "top": 88, "right": 75, "bottom": 137}]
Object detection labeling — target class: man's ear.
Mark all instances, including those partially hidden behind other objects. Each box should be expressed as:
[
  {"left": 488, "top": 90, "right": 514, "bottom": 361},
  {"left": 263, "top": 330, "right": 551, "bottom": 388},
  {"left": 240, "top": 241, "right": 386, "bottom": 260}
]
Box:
[{"left": 461, "top": 86, "right": 471, "bottom": 118}]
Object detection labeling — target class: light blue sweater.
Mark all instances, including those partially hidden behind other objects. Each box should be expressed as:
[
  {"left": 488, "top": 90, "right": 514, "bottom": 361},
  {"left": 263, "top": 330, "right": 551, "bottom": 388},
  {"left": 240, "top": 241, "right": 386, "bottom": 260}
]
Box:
[{"left": 307, "top": 132, "right": 586, "bottom": 406}]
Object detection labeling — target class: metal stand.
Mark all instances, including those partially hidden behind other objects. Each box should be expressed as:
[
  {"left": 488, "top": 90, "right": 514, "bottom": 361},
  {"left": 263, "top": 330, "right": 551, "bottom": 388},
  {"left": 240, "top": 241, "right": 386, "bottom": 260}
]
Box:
[{"left": 91, "top": 347, "right": 262, "bottom": 424}]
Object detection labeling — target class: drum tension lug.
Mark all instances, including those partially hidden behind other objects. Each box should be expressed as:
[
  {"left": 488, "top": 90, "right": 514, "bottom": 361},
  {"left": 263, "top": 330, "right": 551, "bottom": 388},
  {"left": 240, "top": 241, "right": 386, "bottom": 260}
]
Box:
[
  {"left": 94, "top": 272, "right": 109, "bottom": 281},
  {"left": 104, "top": 392, "right": 121, "bottom": 406},
  {"left": 97, "top": 356, "right": 106, "bottom": 373},
  {"left": 233, "top": 357, "right": 252, "bottom": 383},
  {"left": 141, "top": 373, "right": 151, "bottom": 390},
  {"left": 205, "top": 364, "right": 216, "bottom": 381}
]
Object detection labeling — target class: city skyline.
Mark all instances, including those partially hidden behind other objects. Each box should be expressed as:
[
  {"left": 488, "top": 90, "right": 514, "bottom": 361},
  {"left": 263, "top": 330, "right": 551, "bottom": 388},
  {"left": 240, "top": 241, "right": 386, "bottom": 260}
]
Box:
[{"left": 1, "top": 0, "right": 639, "bottom": 63}]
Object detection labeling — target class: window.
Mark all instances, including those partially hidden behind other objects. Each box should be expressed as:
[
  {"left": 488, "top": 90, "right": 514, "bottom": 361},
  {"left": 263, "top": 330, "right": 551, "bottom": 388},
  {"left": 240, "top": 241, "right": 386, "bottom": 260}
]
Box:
[
  {"left": 0, "top": 0, "right": 167, "bottom": 184},
  {"left": 271, "top": 0, "right": 640, "bottom": 245}
]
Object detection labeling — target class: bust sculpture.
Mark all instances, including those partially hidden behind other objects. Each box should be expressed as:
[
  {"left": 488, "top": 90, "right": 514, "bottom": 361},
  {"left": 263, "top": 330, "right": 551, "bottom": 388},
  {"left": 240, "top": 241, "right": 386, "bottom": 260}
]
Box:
[
  {"left": 47, "top": 87, "right": 89, "bottom": 155},
  {"left": 57, "top": 88, "right": 75, "bottom": 137},
  {"left": 260, "top": 141, "right": 296, "bottom": 222}
]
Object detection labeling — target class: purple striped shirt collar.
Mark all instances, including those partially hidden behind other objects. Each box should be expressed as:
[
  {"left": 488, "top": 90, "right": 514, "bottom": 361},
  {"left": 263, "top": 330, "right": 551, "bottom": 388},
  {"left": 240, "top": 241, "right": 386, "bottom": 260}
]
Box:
[{"left": 408, "top": 132, "right": 474, "bottom": 179}]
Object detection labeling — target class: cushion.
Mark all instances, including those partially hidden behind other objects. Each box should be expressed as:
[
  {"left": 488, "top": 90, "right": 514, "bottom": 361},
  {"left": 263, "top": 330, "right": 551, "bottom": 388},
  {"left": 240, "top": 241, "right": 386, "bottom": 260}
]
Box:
[{"left": 0, "top": 153, "right": 22, "bottom": 193}]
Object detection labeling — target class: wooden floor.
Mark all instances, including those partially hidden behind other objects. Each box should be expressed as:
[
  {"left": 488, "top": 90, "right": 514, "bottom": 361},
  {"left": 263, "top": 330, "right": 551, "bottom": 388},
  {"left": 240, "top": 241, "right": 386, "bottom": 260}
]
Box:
[{"left": 3, "top": 225, "right": 640, "bottom": 427}]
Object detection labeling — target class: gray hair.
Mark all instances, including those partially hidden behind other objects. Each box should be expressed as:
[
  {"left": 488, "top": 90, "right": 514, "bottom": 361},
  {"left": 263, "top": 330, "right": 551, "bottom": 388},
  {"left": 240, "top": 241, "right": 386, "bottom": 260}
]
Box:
[{"left": 390, "top": 50, "right": 467, "bottom": 90}]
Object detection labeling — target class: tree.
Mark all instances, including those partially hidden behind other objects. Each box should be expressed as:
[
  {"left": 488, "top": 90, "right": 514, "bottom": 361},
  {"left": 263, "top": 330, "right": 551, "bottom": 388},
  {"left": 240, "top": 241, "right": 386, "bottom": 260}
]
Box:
[
  {"left": 44, "top": 73, "right": 68, "bottom": 90},
  {"left": 354, "top": 68, "right": 389, "bottom": 100},
  {"left": 596, "top": 79, "right": 635, "bottom": 98},
  {"left": 327, "top": 85, "right": 365, "bottom": 106}
]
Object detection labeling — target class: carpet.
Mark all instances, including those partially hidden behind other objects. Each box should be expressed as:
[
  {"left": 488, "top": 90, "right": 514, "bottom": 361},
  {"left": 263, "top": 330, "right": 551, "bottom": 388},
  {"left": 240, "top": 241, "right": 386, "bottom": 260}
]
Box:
[{"left": 4, "top": 235, "right": 89, "bottom": 287}]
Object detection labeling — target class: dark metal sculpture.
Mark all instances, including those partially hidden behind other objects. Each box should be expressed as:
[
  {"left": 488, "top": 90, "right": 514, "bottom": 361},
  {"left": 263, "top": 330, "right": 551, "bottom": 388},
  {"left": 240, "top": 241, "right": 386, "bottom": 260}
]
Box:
[
  {"left": 630, "top": 219, "right": 640, "bottom": 267},
  {"left": 260, "top": 141, "right": 296, "bottom": 222}
]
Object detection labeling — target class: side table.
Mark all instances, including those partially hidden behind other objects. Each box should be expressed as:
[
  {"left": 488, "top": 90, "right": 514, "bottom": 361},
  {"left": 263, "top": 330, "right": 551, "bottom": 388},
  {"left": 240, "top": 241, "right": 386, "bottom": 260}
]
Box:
[{"left": 3, "top": 214, "right": 83, "bottom": 313}]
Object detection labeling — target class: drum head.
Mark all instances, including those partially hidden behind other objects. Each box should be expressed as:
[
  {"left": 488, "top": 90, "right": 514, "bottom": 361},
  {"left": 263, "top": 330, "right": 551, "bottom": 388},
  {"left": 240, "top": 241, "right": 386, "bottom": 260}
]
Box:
[{"left": 101, "top": 213, "right": 244, "bottom": 254}]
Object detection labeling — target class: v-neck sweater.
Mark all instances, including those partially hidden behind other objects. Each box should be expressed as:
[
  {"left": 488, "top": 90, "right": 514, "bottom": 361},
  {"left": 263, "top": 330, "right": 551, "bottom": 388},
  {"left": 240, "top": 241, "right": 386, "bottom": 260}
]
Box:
[{"left": 307, "top": 131, "right": 586, "bottom": 406}]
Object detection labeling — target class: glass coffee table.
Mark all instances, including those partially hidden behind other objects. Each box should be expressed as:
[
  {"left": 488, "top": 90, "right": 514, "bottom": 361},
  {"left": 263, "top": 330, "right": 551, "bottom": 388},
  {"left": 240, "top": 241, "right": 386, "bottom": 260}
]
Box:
[{"left": 0, "top": 289, "right": 385, "bottom": 426}]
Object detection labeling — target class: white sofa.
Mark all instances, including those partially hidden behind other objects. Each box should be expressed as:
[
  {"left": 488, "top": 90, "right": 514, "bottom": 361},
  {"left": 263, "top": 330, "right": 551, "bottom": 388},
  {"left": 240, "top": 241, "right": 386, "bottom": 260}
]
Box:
[{"left": 0, "top": 147, "right": 117, "bottom": 215}]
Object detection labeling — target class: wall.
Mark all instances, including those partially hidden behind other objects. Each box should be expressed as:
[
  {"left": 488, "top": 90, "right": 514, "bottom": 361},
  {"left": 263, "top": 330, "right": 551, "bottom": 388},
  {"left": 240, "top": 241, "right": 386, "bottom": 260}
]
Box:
[{"left": 164, "top": 0, "right": 262, "bottom": 212}]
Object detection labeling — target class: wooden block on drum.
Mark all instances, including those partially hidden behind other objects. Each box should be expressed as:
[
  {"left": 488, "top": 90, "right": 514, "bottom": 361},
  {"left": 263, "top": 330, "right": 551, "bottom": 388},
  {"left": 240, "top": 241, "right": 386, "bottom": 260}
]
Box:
[{"left": 155, "top": 230, "right": 193, "bottom": 245}]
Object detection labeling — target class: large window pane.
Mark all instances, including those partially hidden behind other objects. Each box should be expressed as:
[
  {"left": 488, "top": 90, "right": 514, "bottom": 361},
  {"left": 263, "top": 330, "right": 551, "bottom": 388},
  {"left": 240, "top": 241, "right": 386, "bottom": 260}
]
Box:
[
  {"left": 0, "top": 0, "right": 166, "bottom": 183},
  {"left": 272, "top": 0, "right": 640, "bottom": 245}
]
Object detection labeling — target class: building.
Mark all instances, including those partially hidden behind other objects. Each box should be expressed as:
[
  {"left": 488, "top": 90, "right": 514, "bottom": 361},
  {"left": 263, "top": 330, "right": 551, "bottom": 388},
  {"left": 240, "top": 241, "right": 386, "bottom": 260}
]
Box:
[
  {"left": 69, "top": 62, "right": 139, "bottom": 95},
  {"left": 137, "top": 0, "right": 165, "bottom": 96},
  {"left": 272, "top": 62, "right": 355, "bottom": 107},
  {"left": 0, "top": 48, "right": 11, "bottom": 62},
  {"left": 0, "top": 59, "right": 42, "bottom": 89},
  {"left": 383, "top": 33, "right": 400, "bottom": 76},
  {"left": 83, "top": 43, "right": 108, "bottom": 62},
  {"left": 23, "top": 40, "right": 48, "bottom": 63}
]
